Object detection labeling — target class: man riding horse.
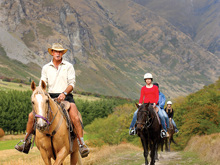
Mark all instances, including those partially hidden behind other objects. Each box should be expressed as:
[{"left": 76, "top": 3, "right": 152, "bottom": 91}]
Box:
[{"left": 15, "top": 43, "right": 89, "bottom": 158}]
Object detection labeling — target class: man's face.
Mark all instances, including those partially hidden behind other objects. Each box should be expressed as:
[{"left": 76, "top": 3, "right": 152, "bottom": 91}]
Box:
[
  {"left": 52, "top": 50, "right": 64, "bottom": 61},
  {"left": 167, "top": 104, "right": 171, "bottom": 108}
]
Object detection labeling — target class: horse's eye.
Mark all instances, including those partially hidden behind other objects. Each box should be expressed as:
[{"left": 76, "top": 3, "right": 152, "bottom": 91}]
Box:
[
  {"left": 32, "top": 101, "right": 34, "bottom": 104},
  {"left": 46, "top": 99, "right": 49, "bottom": 103}
]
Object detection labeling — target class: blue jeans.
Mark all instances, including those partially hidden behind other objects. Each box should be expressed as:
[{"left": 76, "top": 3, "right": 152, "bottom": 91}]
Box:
[
  {"left": 161, "top": 108, "right": 169, "bottom": 129},
  {"left": 157, "top": 106, "right": 168, "bottom": 132},
  {"left": 129, "top": 106, "right": 169, "bottom": 132},
  {"left": 129, "top": 109, "right": 138, "bottom": 129},
  {"left": 171, "top": 118, "right": 178, "bottom": 130}
]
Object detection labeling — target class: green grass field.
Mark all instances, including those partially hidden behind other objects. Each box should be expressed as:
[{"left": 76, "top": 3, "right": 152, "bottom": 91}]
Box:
[
  {"left": 0, "top": 79, "right": 30, "bottom": 91},
  {"left": 0, "top": 79, "right": 101, "bottom": 101},
  {"left": 0, "top": 134, "right": 88, "bottom": 151},
  {"left": 0, "top": 139, "right": 21, "bottom": 151}
]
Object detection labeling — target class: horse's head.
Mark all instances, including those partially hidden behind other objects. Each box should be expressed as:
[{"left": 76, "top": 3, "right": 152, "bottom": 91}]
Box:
[
  {"left": 136, "top": 103, "right": 151, "bottom": 132},
  {"left": 31, "top": 80, "right": 50, "bottom": 131}
]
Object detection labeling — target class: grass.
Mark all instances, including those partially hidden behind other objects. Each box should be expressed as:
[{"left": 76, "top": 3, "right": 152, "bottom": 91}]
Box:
[
  {"left": 0, "top": 139, "right": 21, "bottom": 151},
  {"left": 0, "top": 79, "right": 31, "bottom": 91},
  {"left": 0, "top": 80, "right": 101, "bottom": 102},
  {"left": 0, "top": 134, "right": 88, "bottom": 151},
  {"left": 0, "top": 135, "right": 217, "bottom": 165}
]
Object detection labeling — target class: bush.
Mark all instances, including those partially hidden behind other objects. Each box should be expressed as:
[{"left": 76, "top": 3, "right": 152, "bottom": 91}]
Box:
[
  {"left": 0, "top": 128, "right": 5, "bottom": 137},
  {"left": 85, "top": 103, "right": 140, "bottom": 146}
]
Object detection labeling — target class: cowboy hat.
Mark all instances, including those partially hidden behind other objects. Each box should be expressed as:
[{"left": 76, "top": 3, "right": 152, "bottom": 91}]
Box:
[{"left": 48, "top": 43, "right": 68, "bottom": 55}]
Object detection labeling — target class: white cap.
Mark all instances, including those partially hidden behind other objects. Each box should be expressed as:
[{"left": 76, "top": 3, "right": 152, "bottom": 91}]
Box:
[
  {"left": 167, "top": 101, "right": 172, "bottom": 105},
  {"left": 144, "top": 73, "right": 153, "bottom": 79}
]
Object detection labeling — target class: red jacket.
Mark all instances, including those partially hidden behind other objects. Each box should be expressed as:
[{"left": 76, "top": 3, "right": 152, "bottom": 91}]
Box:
[{"left": 139, "top": 85, "right": 159, "bottom": 104}]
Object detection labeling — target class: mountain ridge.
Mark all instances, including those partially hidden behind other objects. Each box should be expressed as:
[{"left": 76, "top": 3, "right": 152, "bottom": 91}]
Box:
[{"left": 0, "top": 0, "right": 219, "bottom": 99}]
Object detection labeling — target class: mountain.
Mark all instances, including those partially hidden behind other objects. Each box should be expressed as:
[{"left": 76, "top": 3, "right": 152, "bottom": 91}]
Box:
[
  {"left": 133, "top": 0, "right": 220, "bottom": 57},
  {"left": 0, "top": 0, "right": 219, "bottom": 99}
]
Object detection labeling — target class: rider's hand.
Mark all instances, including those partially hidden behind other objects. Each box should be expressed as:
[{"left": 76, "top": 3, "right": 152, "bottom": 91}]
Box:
[
  {"left": 58, "top": 93, "right": 66, "bottom": 102},
  {"left": 153, "top": 103, "right": 156, "bottom": 108}
]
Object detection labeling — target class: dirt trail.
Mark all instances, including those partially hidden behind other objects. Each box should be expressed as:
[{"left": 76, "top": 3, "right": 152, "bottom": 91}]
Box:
[{"left": 155, "top": 151, "right": 182, "bottom": 165}]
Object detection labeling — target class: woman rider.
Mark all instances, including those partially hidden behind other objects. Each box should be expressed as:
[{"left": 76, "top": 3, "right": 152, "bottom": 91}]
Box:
[
  {"left": 165, "top": 101, "right": 179, "bottom": 133},
  {"left": 129, "top": 73, "right": 169, "bottom": 137}
]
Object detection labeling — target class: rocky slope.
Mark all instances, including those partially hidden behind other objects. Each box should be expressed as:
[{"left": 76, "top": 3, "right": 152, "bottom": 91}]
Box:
[
  {"left": 0, "top": 0, "right": 219, "bottom": 99},
  {"left": 133, "top": 0, "right": 220, "bottom": 57}
]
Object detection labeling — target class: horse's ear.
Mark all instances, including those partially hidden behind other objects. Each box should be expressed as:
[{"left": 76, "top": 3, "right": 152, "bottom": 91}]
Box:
[
  {"left": 31, "top": 81, "right": 36, "bottom": 91},
  {"left": 145, "top": 103, "right": 150, "bottom": 108},
  {"left": 135, "top": 103, "right": 140, "bottom": 108},
  {"left": 41, "top": 80, "right": 47, "bottom": 90}
]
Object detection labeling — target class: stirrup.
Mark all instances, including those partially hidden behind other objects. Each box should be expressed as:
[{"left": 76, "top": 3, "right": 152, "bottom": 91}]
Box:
[
  {"left": 15, "top": 140, "right": 32, "bottom": 154},
  {"left": 160, "top": 130, "right": 166, "bottom": 138},
  {"left": 129, "top": 128, "right": 136, "bottom": 135},
  {"left": 79, "top": 144, "right": 90, "bottom": 158}
]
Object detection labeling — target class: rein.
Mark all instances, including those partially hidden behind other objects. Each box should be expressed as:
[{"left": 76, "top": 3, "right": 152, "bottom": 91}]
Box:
[
  {"left": 137, "top": 109, "right": 155, "bottom": 129},
  {"left": 32, "top": 92, "right": 61, "bottom": 134},
  {"left": 33, "top": 102, "right": 58, "bottom": 127}
]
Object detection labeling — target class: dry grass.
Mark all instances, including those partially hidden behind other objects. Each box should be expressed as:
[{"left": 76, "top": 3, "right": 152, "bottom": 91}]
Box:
[
  {"left": 0, "top": 143, "right": 142, "bottom": 165},
  {"left": 81, "top": 143, "right": 142, "bottom": 165},
  {"left": 184, "top": 133, "right": 220, "bottom": 164},
  {"left": 0, "top": 134, "right": 25, "bottom": 141}
]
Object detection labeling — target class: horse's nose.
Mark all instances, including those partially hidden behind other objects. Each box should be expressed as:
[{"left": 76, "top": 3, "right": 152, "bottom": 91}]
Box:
[
  {"left": 136, "top": 125, "right": 142, "bottom": 132},
  {"left": 37, "top": 121, "right": 47, "bottom": 131}
]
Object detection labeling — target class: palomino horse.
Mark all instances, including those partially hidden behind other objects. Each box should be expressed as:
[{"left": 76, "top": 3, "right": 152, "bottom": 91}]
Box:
[
  {"left": 31, "top": 81, "right": 82, "bottom": 165},
  {"left": 161, "top": 119, "right": 177, "bottom": 152},
  {"left": 136, "top": 103, "right": 161, "bottom": 165}
]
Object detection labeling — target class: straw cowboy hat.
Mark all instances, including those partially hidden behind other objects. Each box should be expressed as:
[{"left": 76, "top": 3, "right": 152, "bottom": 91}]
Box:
[{"left": 48, "top": 43, "right": 68, "bottom": 55}]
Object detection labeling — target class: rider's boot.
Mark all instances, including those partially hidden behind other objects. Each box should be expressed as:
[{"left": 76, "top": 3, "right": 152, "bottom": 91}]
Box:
[
  {"left": 129, "top": 127, "right": 136, "bottom": 135},
  {"left": 77, "top": 137, "right": 90, "bottom": 158},
  {"left": 166, "top": 128, "right": 170, "bottom": 137},
  {"left": 15, "top": 133, "right": 32, "bottom": 154}
]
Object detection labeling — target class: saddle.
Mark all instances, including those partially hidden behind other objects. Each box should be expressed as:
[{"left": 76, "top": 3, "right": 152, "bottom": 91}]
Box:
[
  {"left": 154, "top": 107, "right": 161, "bottom": 125},
  {"left": 59, "top": 100, "right": 76, "bottom": 153}
]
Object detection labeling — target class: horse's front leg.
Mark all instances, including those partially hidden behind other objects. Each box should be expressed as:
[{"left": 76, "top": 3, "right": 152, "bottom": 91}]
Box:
[
  {"left": 154, "top": 143, "right": 159, "bottom": 161},
  {"left": 165, "top": 137, "right": 168, "bottom": 152},
  {"left": 39, "top": 148, "right": 52, "bottom": 165},
  {"left": 53, "top": 148, "right": 68, "bottom": 165},
  {"left": 70, "top": 151, "right": 80, "bottom": 165},
  {"left": 168, "top": 137, "right": 171, "bottom": 152},
  {"left": 140, "top": 133, "right": 148, "bottom": 165},
  {"left": 161, "top": 138, "right": 164, "bottom": 152},
  {"left": 150, "top": 140, "right": 157, "bottom": 165}
]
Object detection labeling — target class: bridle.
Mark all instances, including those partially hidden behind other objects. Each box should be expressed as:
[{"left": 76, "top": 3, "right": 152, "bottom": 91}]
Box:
[
  {"left": 136, "top": 109, "right": 155, "bottom": 131},
  {"left": 32, "top": 92, "right": 58, "bottom": 130}
]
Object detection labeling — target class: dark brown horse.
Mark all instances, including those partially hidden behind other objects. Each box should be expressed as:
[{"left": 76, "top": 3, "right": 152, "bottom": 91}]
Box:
[
  {"left": 161, "top": 119, "right": 177, "bottom": 152},
  {"left": 136, "top": 103, "right": 161, "bottom": 165}
]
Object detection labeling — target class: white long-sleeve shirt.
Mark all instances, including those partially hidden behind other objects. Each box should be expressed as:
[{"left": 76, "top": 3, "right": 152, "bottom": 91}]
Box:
[{"left": 40, "top": 60, "right": 75, "bottom": 93}]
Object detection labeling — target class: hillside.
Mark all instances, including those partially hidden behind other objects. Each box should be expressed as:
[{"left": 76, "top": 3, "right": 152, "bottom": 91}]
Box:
[
  {"left": 0, "top": 0, "right": 219, "bottom": 99},
  {"left": 84, "top": 78, "right": 220, "bottom": 149},
  {"left": 133, "top": 0, "right": 220, "bottom": 57}
]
